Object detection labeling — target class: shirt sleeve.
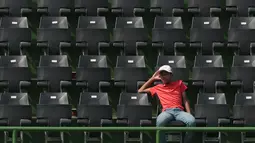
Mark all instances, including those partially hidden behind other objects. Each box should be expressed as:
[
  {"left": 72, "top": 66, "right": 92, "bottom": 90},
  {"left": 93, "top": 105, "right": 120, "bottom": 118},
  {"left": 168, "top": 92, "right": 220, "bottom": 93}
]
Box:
[
  {"left": 149, "top": 86, "right": 157, "bottom": 96},
  {"left": 180, "top": 80, "right": 188, "bottom": 93}
]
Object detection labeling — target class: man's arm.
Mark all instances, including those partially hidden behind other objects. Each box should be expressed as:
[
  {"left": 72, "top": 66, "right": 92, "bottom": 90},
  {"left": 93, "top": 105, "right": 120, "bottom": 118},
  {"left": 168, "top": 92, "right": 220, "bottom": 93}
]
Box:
[
  {"left": 183, "top": 92, "right": 191, "bottom": 113},
  {"left": 138, "top": 78, "right": 154, "bottom": 93}
]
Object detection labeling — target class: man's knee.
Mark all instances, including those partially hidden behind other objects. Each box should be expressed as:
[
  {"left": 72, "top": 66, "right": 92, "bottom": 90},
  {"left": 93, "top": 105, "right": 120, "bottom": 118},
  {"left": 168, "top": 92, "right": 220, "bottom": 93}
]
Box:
[{"left": 185, "top": 115, "right": 196, "bottom": 127}]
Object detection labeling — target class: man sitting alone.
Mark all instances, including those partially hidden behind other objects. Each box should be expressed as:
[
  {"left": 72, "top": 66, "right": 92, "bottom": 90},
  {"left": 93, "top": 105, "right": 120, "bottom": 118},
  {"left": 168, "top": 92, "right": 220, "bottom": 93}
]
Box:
[{"left": 138, "top": 65, "right": 195, "bottom": 143}]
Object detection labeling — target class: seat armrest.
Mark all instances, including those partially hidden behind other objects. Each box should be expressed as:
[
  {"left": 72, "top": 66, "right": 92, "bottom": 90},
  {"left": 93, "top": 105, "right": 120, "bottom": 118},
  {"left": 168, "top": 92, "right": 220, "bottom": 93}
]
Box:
[
  {"left": 37, "top": 8, "right": 47, "bottom": 15},
  {"left": 99, "top": 81, "right": 111, "bottom": 88},
  {"left": 101, "top": 119, "right": 112, "bottom": 126},
  {"left": 0, "top": 81, "right": 8, "bottom": 88},
  {"left": 76, "top": 81, "right": 87, "bottom": 88},
  {"left": 60, "top": 42, "right": 71, "bottom": 49},
  {"left": 188, "top": 8, "right": 199, "bottom": 14},
  {"left": 150, "top": 8, "right": 161, "bottom": 15},
  {"left": 137, "top": 81, "right": 146, "bottom": 89},
  {"left": 226, "top": 7, "right": 237, "bottom": 14},
  {"left": 75, "top": 8, "right": 86, "bottom": 15},
  {"left": 248, "top": 7, "right": 255, "bottom": 16},
  {"left": 113, "top": 42, "right": 124, "bottom": 48},
  {"left": 231, "top": 81, "right": 242, "bottom": 87},
  {"left": 111, "top": 8, "right": 122, "bottom": 15},
  {"left": 20, "top": 119, "right": 31, "bottom": 126},
  {"left": 136, "top": 42, "right": 147, "bottom": 48},
  {"left": 98, "top": 8, "right": 109, "bottom": 15},
  {"left": 0, "top": 9, "right": 8, "bottom": 14},
  {"left": 37, "top": 81, "right": 49, "bottom": 87},
  {"left": 152, "top": 42, "right": 163, "bottom": 49},
  {"left": 190, "top": 43, "right": 201, "bottom": 49},
  {"left": 0, "top": 42, "right": 8, "bottom": 48},
  {"left": 37, "top": 118, "right": 48, "bottom": 126},
  {"left": 59, "top": 8, "right": 71, "bottom": 15},
  {"left": 99, "top": 42, "right": 110, "bottom": 49},
  {"left": 60, "top": 81, "right": 72, "bottom": 88},
  {"left": 227, "top": 43, "right": 238, "bottom": 50},
  {"left": 173, "top": 8, "right": 184, "bottom": 16},
  {"left": 37, "top": 42, "right": 48, "bottom": 49},
  {"left": 175, "top": 42, "right": 186, "bottom": 49},
  {"left": 20, "top": 42, "right": 31, "bottom": 49},
  {"left": 140, "top": 119, "right": 152, "bottom": 127},
  {"left": 216, "top": 81, "right": 227, "bottom": 87},
  {"left": 210, "top": 8, "right": 221, "bottom": 15},
  {"left": 0, "top": 119, "right": 8, "bottom": 126},
  {"left": 218, "top": 118, "right": 230, "bottom": 126},
  {"left": 116, "top": 119, "right": 128, "bottom": 126},
  {"left": 60, "top": 118, "right": 71, "bottom": 126},
  {"left": 77, "top": 119, "right": 89, "bottom": 126},
  {"left": 195, "top": 118, "right": 206, "bottom": 126},
  {"left": 192, "top": 81, "right": 203, "bottom": 87},
  {"left": 233, "top": 119, "right": 244, "bottom": 127},
  {"left": 114, "top": 81, "right": 125, "bottom": 88},
  {"left": 20, "top": 81, "right": 31, "bottom": 88}
]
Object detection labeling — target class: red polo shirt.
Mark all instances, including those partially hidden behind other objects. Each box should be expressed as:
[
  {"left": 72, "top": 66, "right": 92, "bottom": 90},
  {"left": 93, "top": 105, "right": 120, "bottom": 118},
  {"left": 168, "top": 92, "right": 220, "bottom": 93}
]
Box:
[{"left": 149, "top": 80, "right": 187, "bottom": 111}]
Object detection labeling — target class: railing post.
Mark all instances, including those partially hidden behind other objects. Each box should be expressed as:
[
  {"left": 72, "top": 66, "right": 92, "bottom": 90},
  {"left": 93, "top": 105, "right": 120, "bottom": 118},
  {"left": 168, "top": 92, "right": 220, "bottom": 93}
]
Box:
[
  {"left": 12, "top": 129, "right": 17, "bottom": 143},
  {"left": 156, "top": 129, "right": 160, "bottom": 143}
]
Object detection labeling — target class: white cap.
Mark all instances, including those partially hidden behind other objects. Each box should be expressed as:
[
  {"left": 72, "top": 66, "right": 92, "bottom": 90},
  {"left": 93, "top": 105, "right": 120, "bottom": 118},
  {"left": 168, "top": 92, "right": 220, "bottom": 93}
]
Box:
[{"left": 158, "top": 65, "right": 173, "bottom": 73}]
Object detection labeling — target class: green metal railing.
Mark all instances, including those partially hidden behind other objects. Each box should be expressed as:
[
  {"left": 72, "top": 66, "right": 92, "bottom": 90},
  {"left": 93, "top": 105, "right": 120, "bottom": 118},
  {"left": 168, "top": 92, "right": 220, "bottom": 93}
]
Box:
[{"left": 4, "top": 127, "right": 255, "bottom": 143}]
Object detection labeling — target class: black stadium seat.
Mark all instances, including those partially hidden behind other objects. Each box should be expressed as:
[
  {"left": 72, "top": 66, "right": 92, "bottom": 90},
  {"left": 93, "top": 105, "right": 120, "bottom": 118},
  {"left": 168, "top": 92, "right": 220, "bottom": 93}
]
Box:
[
  {"left": 77, "top": 92, "right": 112, "bottom": 142},
  {"left": 152, "top": 17, "right": 186, "bottom": 55},
  {"left": 76, "top": 16, "right": 110, "bottom": 55},
  {"left": 37, "top": 55, "right": 72, "bottom": 92},
  {"left": 36, "top": 92, "right": 72, "bottom": 143},
  {"left": 114, "top": 56, "right": 149, "bottom": 92},
  {"left": 195, "top": 93, "right": 230, "bottom": 143},
  {"left": 116, "top": 93, "right": 152, "bottom": 143},
  {"left": 0, "top": 93, "right": 32, "bottom": 143},
  {"left": 37, "top": 17, "right": 71, "bottom": 55},
  {"left": 113, "top": 17, "right": 148, "bottom": 55},
  {"left": 190, "top": 17, "right": 224, "bottom": 55},
  {"left": 150, "top": 0, "right": 184, "bottom": 16},
  {"left": 37, "top": 0, "right": 73, "bottom": 16},
  {"left": 0, "top": 17, "right": 31, "bottom": 55},
  {"left": 228, "top": 17, "right": 255, "bottom": 55},
  {"left": 76, "top": 55, "right": 111, "bottom": 92},
  {"left": 188, "top": 0, "right": 223, "bottom": 16},
  {"left": 0, "top": 0, "right": 32, "bottom": 16},
  {"left": 75, "top": 0, "right": 109, "bottom": 16},
  {"left": 226, "top": 0, "right": 255, "bottom": 16},
  {"left": 192, "top": 55, "right": 227, "bottom": 93},
  {"left": 111, "top": 0, "right": 149, "bottom": 16}
]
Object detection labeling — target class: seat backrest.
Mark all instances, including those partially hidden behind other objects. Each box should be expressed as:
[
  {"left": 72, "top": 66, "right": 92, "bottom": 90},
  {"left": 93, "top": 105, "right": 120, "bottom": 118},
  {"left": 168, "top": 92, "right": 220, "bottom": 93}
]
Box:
[
  {"left": 194, "top": 55, "right": 224, "bottom": 67},
  {"left": 39, "top": 55, "right": 69, "bottom": 67},
  {"left": 226, "top": 0, "right": 255, "bottom": 16},
  {"left": 39, "top": 92, "right": 69, "bottom": 104},
  {"left": 75, "top": 0, "right": 108, "bottom": 16},
  {"left": 78, "top": 55, "right": 108, "bottom": 68},
  {"left": 150, "top": 0, "right": 184, "bottom": 16},
  {"left": 0, "top": 93, "right": 29, "bottom": 105},
  {"left": 0, "top": 56, "right": 28, "bottom": 67},
  {"left": 232, "top": 55, "right": 255, "bottom": 67},
  {"left": 156, "top": 56, "right": 186, "bottom": 68},
  {"left": 79, "top": 92, "right": 109, "bottom": 105},
  {"left": 191, "top": 17, "right": 221, "bottom": 29},
  {"left": 235, "top": 93, "right": 255, "bottom": 105},
  {"left": 229, "top": 17, "right": 255, "bottom": 29},
  {"left": 0, "top": 0, "right": 31, "bottom": 16},
  {"left": 112, "top": 0, "right": 149, "bottom": 16},
  {"left": 77, "top": 16, "right": 107, "bottom": 29},
  {"left": 115, "top": 17, "right": 144, "bottom": 28},
  {"left": 188, "top": 0, "right": 223, "bottom": 16},
  {"left": 0, "top": 17, "right": 28, "bottom": 28},
  {"left": 119, "top": 92, "right": 150, "bottom": 105},
  {"left": 37, "top": 0, "right": 73, "bottom": 16},
  {"left": 39, "top": 17, "right": 69, "bottom": 29},
  {"left": 197, "top": 93, "right": 227, "bottom": 104},
  {"left": 116, "top": 56, "right": 145, "bottom": 67},
  {"left": 153, "top": 17, "right": 183, "bottom": 29}
]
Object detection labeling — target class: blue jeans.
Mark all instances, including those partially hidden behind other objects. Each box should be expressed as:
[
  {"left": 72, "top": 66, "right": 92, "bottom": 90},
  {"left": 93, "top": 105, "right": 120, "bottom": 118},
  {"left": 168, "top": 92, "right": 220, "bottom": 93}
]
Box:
[{"left": 156, "top": 108, "right": 196, "bottom": 143}]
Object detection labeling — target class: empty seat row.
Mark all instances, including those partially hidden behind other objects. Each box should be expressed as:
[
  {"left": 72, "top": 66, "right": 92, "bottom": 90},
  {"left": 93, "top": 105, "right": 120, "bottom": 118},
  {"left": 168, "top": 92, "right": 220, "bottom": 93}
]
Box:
[
  {"left": 1, "top": 0, "right": 255, "bottom": 17},
  {"left": 4, "top": 16, "right": 255, "bottom": 56}
]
